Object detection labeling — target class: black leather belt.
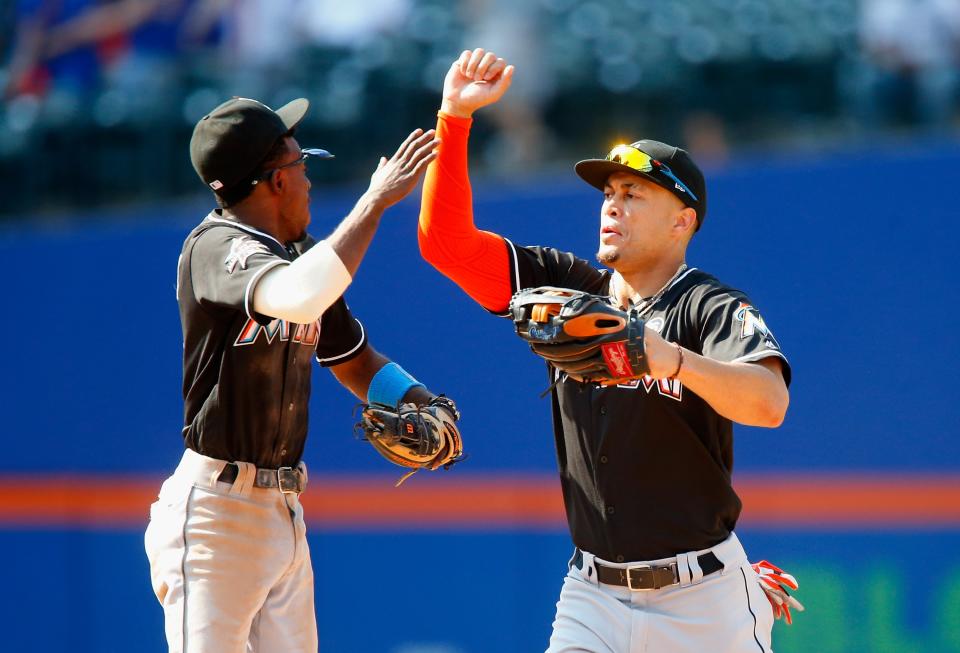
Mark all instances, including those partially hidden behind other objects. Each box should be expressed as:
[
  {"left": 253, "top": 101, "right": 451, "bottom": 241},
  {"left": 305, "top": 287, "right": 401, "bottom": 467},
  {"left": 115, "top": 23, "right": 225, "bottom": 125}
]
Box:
[
  {"left": 218, "top": 463, "right": 305, "bottom": 494},
  {"left": 573, "top": 548, "right": 723, "bottom": 590}
]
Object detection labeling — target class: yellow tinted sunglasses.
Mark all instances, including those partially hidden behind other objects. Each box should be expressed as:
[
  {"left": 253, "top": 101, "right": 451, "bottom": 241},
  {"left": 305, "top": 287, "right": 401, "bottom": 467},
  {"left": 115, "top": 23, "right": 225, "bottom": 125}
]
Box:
[{"left": 606, "top": 144, "right": 699, "bottom": 202}]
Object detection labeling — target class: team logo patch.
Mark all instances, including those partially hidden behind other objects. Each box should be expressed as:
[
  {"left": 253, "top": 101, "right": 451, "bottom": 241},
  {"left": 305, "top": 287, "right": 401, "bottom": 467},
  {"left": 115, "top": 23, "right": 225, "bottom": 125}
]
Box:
[
  {"left": 735, "top": 302, "right": 775, "bottom": 342},
  {"left": 224, "top": 236, "right": 268, "bottom": 273}
]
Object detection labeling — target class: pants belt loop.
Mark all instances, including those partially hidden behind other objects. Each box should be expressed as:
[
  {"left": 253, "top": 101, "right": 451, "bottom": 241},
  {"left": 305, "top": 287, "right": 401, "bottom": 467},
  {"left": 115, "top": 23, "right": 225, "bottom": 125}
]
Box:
[
  {"left": 580, "top": 550, "right": 599, "bottom": 586},
  {"left": 206, "top": 465, "right": 222, "bottom": 490},
  {"left": 231, "top": 461, "right": 256, "bottom": 497},
  {"left": 687, "top": 551, "right": 704, "bottom": 584},
  {"left": 676, "top": 552, "right": 693, "bottom": 587}
]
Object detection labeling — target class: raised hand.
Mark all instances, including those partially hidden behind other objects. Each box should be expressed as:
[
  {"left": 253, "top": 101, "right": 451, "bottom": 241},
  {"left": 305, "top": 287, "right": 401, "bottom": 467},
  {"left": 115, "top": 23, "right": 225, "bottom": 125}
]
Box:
[
  {"left": 366, "top": 128, "right": 440, "bottom": 208},
  {"left": 441, "top": 48, "right": 515, "bottom": 119}
]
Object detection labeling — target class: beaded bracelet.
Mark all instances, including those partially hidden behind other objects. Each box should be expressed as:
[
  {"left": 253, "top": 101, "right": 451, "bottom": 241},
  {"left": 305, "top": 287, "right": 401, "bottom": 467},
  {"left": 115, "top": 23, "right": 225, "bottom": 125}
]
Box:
[{"left": 670, "top": 343, "right": 684, "bottom": 379}]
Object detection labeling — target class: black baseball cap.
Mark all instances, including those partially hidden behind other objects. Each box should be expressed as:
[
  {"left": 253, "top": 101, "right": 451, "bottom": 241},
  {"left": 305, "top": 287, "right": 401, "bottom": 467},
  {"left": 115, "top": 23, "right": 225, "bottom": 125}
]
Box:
[
  {"left": 190, "top": 97, "right": 314, "bottom": 196},
  {"left": 575, "top": 140, "right": 708, "bottom": 227}
]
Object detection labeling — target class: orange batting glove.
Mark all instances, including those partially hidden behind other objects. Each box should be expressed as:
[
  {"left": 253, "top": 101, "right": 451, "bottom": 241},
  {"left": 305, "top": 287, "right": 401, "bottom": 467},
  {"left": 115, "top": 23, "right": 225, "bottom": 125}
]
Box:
[{"left": 751, "top": 559, "right": 806, "bottom": 625}]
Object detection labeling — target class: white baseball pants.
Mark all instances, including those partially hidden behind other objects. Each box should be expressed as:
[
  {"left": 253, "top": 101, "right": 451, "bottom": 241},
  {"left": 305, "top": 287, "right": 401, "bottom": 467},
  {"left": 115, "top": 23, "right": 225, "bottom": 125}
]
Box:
[
  {"left": 547, "top": 533, "right": 775, "bottom": 653},
  {"left": 144, "top": 449, "right": 318, "bottom": 653}
]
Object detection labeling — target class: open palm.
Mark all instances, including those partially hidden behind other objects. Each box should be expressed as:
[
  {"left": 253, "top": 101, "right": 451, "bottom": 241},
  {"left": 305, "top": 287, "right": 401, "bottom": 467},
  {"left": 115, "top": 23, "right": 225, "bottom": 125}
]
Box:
[{"left": 441, "top": 48, "right": 515, "bottom": 117}]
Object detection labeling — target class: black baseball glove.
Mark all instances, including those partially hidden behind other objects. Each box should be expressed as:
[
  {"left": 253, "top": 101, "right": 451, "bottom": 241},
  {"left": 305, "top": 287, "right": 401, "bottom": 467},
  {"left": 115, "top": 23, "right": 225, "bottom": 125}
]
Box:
[
  {"left": 509, "top": 287, "right": 649, "bottom": 385},
  {"left": 355, "top": 396, "right": 464, "bottom": 485}
]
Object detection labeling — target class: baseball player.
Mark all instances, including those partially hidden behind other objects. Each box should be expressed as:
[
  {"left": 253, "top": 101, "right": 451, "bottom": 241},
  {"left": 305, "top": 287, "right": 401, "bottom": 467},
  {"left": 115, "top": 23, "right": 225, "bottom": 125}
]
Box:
[
  {"left": 145, "top": 97, "right": 458, "bottom": 653},
  {"left": 418, "top": 49, "right": 796, "bottom": 652}
]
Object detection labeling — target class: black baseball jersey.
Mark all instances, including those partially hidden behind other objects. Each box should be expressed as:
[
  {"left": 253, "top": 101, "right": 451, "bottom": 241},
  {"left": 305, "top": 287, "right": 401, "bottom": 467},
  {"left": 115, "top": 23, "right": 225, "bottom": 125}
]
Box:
[
  {"left": 502, "top": 239, "right": 791, "bottom": 562},
  {"left": 176, "top": 211, "right": 368, "bottom": 469}
]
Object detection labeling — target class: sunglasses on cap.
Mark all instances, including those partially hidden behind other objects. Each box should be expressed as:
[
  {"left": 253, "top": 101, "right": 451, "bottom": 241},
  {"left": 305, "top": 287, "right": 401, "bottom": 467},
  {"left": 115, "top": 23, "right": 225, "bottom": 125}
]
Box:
[
  {"left": 606, "top": 144, "right": 699, "bottom": 202},
  {"left": 251, "top": 148, "right": 334, "bottom": 186}
]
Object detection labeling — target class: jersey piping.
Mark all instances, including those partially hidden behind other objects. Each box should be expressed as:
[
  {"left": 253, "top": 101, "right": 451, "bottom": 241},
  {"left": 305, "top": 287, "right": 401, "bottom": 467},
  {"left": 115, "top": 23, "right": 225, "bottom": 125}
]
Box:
[
  {"left": 243, "top": 259, "right": 290, "bottom": 321},
  {"left": 491, "top": 237, "right": 522, "bottom": 318},
  {"left": 206, "top": 215, "right": 285, "bottom": 250},
  {"left": 730, "top": 350, "right": 790, "bottom": 366},
  {"left": 315, "top": 319, "right": 366, "bottom": 364}
]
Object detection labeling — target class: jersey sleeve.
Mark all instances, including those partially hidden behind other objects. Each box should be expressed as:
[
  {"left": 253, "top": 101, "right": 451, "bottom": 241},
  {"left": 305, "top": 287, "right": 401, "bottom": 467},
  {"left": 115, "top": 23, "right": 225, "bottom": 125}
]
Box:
[
  {"left": 695, "top": 288, "right": 792, "bottom": 386},
  {"left": 498, "top": 240, "right": 609, "bottom": 315},
  {"left": 189, "top": 227, "right": 289, "bottom": 325},
  {"left": 314, "top": 296, "right": 368, "bottom": 367}
]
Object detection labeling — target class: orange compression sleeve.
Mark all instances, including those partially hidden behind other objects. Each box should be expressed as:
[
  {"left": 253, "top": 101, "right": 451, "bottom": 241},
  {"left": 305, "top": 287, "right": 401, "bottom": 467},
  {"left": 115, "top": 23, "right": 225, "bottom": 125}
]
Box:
[{"left": 418, "top": 112, "right": 513, "bottom": 313}]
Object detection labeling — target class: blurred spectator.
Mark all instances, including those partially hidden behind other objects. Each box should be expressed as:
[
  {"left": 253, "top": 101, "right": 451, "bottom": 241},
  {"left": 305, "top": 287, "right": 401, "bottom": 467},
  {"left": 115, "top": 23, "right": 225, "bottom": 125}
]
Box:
[
  {"left": 850, "top": 0, "right": 960, "bottom": 129},
  {"left": 681, "top": 111, "right": 730, "bottom": 169},
  {"left": 2, "top": 0, "right": 193, "bottom": 134},
  {"left": 300, "top": 0, "right": 411, "bottom": 47},
  {"left": 461, "top": 0, "right": 554, "bottom": 173},
  {"left": 5, "top": 0, "right": 958, "bottom": 218},
  {"left": 4, "top": 0, "right": 178, "bottom": 100}
]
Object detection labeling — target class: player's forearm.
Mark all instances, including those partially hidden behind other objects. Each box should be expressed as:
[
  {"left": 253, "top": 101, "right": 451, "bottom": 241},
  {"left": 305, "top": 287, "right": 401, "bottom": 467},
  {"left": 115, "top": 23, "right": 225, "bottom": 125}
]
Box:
[
  {"left": 252, "top": 191, "right": 394, "bottom": 325},
  {"left": 327, "top": 191, "right": 388, "bottom": 276},
  {"left": 675, "top": 353, "right": 789, "bottom": 427},
  {"left": 418, "top": 112, "right": 514, "bottom": 311},
  {"left": 419, "top": 112, "right": 483, "bottom": 252},
  {"left": 330, "top": 346, "right": 389, "bottom": 401},
  {"left": 252, "top": 240, "right": 352, "bottom": 324},
  {"left": 330, "top": 347, "right": 436, "bottom": 405}
]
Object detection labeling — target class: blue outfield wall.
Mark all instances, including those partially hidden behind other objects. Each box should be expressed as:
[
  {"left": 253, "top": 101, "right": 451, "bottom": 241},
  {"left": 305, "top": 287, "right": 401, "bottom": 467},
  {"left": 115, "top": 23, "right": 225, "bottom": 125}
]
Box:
[
  {"left": 4, "top": 529, "right": 960, "bottom": 653},
  {"left": 2, "top": 141, "right": 959, "bottom": 474},
  {"left": 1, "top": 140, "right": 960, "bottom": 651}
]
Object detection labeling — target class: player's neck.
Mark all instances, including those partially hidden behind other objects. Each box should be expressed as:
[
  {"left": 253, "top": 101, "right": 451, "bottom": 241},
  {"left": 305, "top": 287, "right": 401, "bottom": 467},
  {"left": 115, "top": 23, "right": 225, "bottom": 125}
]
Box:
[
  {"left": 221, "top": 203, "right": 285, "bottom": 243},
  {"left": 613, "top": 255, "right": 687, "bottom": 307}
]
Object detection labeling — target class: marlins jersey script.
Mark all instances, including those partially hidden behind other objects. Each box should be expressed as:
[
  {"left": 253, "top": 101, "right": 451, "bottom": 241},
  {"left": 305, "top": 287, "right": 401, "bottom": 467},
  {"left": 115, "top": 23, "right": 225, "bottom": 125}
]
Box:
[
  {"left": 501, "top": 241, "right": 791, "bottom": 562},
  {"left": 176, "top": 211, "right": 368, "bottom": 468}
]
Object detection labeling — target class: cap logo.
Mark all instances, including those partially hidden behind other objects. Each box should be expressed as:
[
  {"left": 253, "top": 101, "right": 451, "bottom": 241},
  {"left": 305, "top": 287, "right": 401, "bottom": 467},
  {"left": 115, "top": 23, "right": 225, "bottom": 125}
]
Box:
[{"left": 209, "top": 180, "right": 224, "bottom": 190}]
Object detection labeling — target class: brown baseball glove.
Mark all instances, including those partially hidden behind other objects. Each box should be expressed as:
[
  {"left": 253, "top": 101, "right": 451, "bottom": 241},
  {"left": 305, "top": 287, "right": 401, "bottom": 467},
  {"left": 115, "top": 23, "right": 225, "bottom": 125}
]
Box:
[
  {"left": 510, "top": 287, "right": 649, "bottom": 385},
  {"left": 355, "top": 396, "right": 464, "bottom": 485}
]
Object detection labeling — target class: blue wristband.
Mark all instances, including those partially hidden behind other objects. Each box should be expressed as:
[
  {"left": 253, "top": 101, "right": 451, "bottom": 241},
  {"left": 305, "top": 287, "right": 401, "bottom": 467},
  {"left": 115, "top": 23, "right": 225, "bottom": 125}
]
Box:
[{"left": 368, "top": 362, "right": 425, "bottom": 406}]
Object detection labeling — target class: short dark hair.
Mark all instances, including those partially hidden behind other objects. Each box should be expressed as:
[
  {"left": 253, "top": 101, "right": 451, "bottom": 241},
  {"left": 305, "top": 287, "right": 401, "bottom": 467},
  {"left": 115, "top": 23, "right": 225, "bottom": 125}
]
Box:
[{"left": 215, "top": 131, "right": 294, "bottom": 208}]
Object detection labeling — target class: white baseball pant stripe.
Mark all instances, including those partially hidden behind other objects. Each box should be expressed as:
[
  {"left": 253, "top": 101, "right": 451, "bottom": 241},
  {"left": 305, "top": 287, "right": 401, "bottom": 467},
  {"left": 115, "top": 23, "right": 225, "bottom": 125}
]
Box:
[
  {"left": 144, "top": 448, "right": 318, "bottom": 653},
  {"left": 547, "top": 533, "right": 775, "bottom": 653}
]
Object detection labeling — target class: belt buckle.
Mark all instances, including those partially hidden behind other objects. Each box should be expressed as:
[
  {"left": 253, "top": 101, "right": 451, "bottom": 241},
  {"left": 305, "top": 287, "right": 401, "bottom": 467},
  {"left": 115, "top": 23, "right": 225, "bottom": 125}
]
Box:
[
  {"left": 276, "top": 466, "right": 298, "bottom": 494},
  {"left": 625, "top": 564, "right": 653, "bottom": 591}
]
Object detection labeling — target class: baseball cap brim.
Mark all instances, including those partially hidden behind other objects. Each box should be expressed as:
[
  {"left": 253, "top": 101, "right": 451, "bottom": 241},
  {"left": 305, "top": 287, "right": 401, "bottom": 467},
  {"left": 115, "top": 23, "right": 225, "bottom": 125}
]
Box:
[
  {"left": 574, "top": 159, "right": 667, "bottom": 194},
  {"left": 275, "top": 98, "right": 310, "bottom": 131}
]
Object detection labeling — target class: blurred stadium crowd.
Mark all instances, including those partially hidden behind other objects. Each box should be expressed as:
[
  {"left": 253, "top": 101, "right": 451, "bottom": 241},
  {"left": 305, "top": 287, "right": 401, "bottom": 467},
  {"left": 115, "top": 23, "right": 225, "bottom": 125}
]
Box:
[{"left": 2, "top": 0, "right": 959, "bottom": 217}]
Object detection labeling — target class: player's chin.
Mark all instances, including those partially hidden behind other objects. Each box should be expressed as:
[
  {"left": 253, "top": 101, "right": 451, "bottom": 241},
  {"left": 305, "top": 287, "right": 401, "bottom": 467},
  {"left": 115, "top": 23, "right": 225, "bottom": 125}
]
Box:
[{"left": 596, "top": 244, "right": 620, "bottom": 266}]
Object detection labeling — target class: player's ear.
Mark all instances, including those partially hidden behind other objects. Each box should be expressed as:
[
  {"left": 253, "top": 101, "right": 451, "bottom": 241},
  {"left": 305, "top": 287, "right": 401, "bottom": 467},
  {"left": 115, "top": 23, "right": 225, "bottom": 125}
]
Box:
[
  {"left": 268, "top": 169, "right": 284, "bottom": 194},
  {"left": 674, "top": 207, "right": 697, "bottom": 237}
]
